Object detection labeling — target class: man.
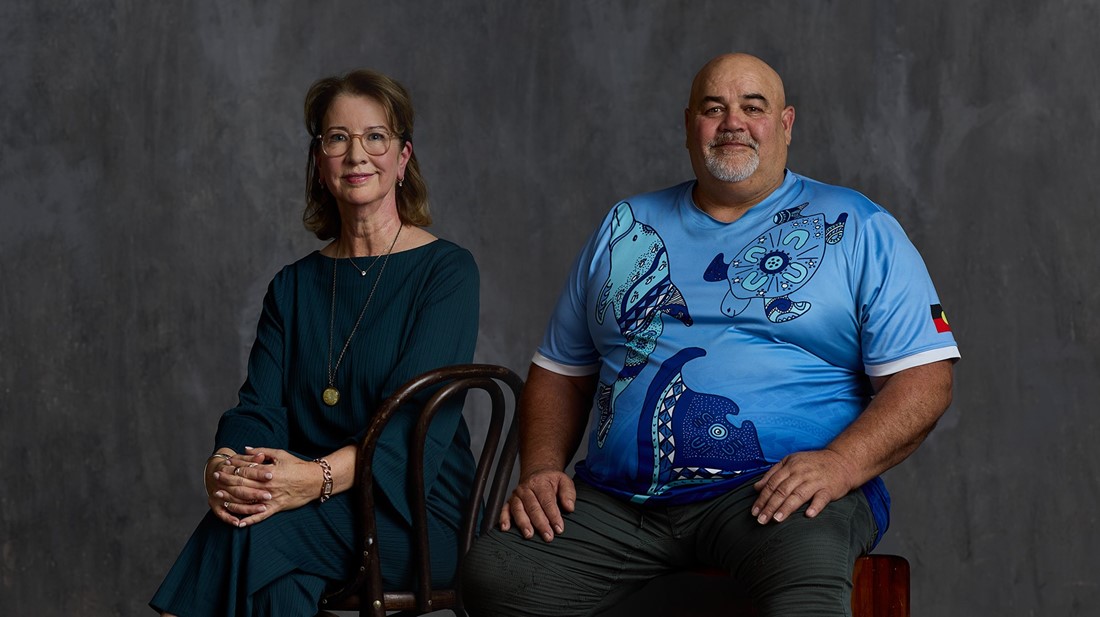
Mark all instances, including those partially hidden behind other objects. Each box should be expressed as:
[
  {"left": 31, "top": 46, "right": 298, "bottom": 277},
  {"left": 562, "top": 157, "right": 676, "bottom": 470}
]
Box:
[{"left": 463, "top": 53, "right": 959, "bottom": 617}]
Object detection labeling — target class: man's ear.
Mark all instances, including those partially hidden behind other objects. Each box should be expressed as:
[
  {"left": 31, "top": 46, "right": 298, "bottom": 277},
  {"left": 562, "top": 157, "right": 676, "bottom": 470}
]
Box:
[{"left": 782, "top": 106, "right": 795, "bottom": 145}]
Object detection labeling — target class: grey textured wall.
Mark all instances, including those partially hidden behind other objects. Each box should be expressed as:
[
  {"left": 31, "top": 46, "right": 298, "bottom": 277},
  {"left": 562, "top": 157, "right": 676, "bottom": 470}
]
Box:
[{"left": 2, "top": 1, "right": 1097, "bottom": 615}]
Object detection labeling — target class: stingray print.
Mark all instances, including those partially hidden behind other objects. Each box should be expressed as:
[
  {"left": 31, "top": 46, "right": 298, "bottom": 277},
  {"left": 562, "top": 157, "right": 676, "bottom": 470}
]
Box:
[
  {"left": 704, "top": 202, "right": 847, "bottom": 323},
  {"left": 594, "top": 202, "right": 693, "bottom": 447},
  {"left": 638, "top": 347, "right": 765, "bottom": 498}
]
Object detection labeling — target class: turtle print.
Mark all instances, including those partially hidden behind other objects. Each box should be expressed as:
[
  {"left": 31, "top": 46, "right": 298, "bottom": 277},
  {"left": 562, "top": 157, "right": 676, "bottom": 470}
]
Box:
[{"left": 703, "top": 202, "right": 848, "bottom": 323}]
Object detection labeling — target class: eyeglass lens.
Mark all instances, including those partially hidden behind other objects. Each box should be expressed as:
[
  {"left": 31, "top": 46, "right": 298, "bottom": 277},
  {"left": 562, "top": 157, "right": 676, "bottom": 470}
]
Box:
[{"left": 320, "top": 130, "right": 392, "bottom": 157}]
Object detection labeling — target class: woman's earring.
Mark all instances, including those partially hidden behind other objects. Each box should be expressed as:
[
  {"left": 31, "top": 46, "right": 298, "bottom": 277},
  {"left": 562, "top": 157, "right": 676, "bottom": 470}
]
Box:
[{"left": 397, "top": 178, "right": 404, "bottom": 188}]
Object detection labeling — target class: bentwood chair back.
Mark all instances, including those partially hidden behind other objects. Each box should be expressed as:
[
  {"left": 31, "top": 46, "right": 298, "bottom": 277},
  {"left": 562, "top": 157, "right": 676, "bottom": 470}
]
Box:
[{"left": 317, "top": 363, "right": 523, "bottom": 617}]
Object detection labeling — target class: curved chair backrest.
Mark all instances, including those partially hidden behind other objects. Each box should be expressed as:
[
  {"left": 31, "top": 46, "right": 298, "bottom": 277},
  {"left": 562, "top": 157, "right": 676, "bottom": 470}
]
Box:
[{"left": 319, "top": 363, "right": 523, "bottom": 617}]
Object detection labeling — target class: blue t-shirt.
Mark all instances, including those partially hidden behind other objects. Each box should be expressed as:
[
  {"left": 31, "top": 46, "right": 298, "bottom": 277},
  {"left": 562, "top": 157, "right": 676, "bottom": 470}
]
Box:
[{"left": 534, "top": 171, "right": 960, "bottom": 542}]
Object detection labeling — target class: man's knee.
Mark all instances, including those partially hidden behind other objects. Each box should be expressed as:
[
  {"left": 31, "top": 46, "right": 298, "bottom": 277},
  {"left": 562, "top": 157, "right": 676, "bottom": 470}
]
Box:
[
  {"left": 462, "top": 529, "right": 595, "bottom": 617},
  {"left": 740, "top": 496, "right": 875, "bottom": 617},
  {"left": 463, "top": 530, "right": 543, "bottom": 613},
  {"left": 461, "top": 531, "right": 505, "bottom": 609}
]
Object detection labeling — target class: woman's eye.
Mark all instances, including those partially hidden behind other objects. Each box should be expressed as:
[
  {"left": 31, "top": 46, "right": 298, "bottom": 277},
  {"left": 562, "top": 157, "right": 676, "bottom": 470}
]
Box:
[
  {"left": 327, "top": 133, "right": 348, "bottom": 143},
  {"left": 366, "top": 132, "right": 387, "bottom": 141}
]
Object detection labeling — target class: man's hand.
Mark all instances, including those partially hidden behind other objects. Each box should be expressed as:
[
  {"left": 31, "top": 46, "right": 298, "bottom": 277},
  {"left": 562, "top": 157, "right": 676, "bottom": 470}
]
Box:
[
  {"left": 497, "top": 364, "right": 595, "bottom": 542},
  {"left": 500, "top": 469, "right": 576, "bottom": 542},
  {"left": 751, "top": 448, "right": 857, "bottom": 524}
]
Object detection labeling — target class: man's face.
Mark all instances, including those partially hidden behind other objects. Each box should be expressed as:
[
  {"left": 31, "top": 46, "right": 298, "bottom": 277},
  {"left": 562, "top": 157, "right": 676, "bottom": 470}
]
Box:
[{"left": 685, "top": 55, "right": 794, "bottom": 188}]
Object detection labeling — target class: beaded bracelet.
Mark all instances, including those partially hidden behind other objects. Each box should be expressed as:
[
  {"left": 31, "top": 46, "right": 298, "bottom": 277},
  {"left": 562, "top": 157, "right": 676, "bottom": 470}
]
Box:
[{"left": 313, "top": 458, "right": 333, "bottom": 503}]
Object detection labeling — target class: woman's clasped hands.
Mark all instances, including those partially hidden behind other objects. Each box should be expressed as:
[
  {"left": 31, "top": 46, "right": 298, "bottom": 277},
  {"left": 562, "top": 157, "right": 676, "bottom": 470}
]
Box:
[{"left": 204, "top": 446, "right": 326, "bottom": 528}]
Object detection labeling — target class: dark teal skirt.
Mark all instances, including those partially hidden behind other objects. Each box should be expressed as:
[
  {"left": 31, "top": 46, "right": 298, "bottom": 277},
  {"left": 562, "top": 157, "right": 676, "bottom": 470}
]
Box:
[{"left": 150, "top": 491, "right": 462, "bottom": 616}]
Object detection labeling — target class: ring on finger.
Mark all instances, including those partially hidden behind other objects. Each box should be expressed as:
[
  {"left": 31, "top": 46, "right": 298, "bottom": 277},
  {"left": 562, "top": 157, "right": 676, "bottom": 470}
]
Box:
[
  {"left": 248, "top": 463, "right": 258, "bottom": 468},
  {"left": 224, "top": 501, "right": 230, "bottom": 510},
  {"left": 234, "top": 466, "right": 243, "bottom": 476}
]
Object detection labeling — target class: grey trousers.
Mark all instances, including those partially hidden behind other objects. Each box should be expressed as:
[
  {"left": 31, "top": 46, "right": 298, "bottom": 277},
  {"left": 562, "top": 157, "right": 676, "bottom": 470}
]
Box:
[{"left": 462, "top": 478, "right": 877, "bottom": 617}]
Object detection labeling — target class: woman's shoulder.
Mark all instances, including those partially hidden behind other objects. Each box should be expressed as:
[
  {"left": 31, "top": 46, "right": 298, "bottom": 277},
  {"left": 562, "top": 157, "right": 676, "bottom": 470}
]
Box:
[
  {"left": 406, "top": 237, "right": 477, "bottom": 270},
  {"left": 263, "top": 250, "right": 326, "bottom": 290},
  {"left": 277, "top": 249, "right": 326, "bottom": 274}
]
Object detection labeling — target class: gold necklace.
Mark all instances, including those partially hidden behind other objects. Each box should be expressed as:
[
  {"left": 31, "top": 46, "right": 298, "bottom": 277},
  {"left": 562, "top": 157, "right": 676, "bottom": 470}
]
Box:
[
  {"left": 346, "top": 252, "right": 382, "bottom": 277},
  {"left": 322, "top": 225, "right": 402, "bottom": 406}
]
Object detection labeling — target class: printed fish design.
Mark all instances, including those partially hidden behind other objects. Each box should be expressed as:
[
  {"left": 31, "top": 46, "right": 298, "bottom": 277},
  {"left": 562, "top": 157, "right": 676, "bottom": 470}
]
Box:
[
  {"left": 636, "top": 347, "right": 765, "bottom": 501},
  {"left": 594, "top": 202, "right": 693, "bottom": 447}
]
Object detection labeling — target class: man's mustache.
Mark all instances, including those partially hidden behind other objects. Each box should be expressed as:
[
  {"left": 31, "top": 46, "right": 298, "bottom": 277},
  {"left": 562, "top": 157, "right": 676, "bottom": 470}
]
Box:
[{"left": 709, "top": 132, "right": 758, "bottom": 150}]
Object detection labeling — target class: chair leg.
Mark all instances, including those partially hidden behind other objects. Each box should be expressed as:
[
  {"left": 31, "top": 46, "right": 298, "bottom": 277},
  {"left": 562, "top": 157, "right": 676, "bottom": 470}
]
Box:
[{"left": 851, "top": 555, "right": 910, "bottom": 617}]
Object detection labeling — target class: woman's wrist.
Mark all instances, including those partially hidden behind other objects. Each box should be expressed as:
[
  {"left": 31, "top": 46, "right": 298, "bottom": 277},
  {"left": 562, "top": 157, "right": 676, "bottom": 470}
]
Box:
[{"left": 312, "top": 458, "right": 333, "bottom": 503}]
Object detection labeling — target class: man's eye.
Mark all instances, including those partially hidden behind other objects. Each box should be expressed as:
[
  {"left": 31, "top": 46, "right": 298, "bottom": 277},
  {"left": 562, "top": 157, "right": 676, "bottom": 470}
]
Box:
[{"left": 704, "top": 107, "right": 723, "bottom": 116}]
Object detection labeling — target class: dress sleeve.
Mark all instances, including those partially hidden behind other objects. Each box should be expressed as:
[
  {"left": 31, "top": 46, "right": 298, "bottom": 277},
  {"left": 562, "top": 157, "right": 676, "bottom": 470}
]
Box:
[
  {"left": 214, "top": 275, "right": 291, "bottom": 453},
  {"left": 373, "top": 246, "right": 480, "bottom": 412},
  {"left": 367, "top": 245, "right": 480, "bottom": 523}
]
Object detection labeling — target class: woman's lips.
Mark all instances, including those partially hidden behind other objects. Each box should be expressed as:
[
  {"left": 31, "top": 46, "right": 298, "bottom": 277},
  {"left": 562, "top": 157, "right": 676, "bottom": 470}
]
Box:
[{"left": 343, "top": 173, "right": 374, "bottom": 185}]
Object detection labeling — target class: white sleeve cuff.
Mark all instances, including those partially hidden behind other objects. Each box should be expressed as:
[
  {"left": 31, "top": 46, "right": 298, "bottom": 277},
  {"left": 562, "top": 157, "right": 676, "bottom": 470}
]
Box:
[
  {"left": 865, "top": 346, "right": 961, "bottom": 377},
  {"left": 531, "top": 351, "right": 600, "bottom": 377}
]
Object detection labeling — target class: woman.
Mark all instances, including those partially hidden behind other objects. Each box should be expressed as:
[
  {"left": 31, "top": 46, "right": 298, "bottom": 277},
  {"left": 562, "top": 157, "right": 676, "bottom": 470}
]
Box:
[{"left": 151, "top": 70, "right": 479, "bottom": 616}]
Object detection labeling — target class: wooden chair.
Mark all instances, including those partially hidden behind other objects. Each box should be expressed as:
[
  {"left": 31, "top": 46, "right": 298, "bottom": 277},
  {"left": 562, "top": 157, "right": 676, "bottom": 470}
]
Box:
[
  {"left": 315, "top": 362, "right": 909, "bottom": 617},
  {"left": 317, "top": 363, "right": 522, "bottom": 617},
  {"left": 851, "top": 553, "right": 910, "bottom": 617}
]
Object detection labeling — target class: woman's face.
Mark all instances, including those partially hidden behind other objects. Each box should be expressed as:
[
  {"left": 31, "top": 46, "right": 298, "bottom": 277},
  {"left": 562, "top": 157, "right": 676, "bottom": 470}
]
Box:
[{"left": 316, "top": 94, "right": 411, "bottom": 212}]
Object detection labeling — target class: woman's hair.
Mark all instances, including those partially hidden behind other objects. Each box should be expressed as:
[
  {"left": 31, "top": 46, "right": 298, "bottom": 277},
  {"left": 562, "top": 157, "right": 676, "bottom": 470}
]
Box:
[{"left": 303, "top": 70, "right": 430, "bottom": 239}]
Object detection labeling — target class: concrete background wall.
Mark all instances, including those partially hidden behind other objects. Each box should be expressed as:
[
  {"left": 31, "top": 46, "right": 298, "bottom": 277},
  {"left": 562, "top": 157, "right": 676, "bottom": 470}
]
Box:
[{"left": 2, "top": 1, "right": 1097, "bottom": 615}]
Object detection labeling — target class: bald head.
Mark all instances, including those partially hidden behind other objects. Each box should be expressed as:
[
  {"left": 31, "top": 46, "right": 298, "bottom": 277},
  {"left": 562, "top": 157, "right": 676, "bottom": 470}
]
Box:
[
  {"left": 684, "top": 53, "right": 795, "bottom": 219},
  {"left": 689, "top": 53, "right": 787, "bottom": 111}
]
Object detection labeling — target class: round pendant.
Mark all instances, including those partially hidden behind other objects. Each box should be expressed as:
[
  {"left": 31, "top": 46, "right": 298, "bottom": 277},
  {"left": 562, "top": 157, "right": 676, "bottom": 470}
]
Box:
[{"left": 322, "top": 387, "right": 341, "bottom": 406}]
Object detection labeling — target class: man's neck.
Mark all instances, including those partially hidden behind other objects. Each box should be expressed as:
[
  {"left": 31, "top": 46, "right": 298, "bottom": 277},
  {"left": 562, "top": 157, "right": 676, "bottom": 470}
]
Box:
[{"left": 692, "top": 170, "right": 786, "bottom": 223}]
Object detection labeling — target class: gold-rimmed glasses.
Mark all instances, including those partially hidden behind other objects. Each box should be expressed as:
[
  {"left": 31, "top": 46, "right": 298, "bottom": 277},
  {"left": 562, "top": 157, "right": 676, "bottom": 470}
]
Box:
[{"left": 316, "top": 128, "right": 398, "bottom": 157}]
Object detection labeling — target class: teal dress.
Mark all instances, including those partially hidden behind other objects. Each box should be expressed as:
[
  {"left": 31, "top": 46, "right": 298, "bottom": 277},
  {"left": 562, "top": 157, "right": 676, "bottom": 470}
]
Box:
[{"left": 151, "top": 239, "right": 479, "bottom": 616}]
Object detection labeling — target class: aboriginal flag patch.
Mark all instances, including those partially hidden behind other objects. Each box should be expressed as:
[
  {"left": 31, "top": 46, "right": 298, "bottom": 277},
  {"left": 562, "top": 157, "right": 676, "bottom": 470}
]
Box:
[{"left": 931, "top": 304, "right": 951, "bottom": 333}]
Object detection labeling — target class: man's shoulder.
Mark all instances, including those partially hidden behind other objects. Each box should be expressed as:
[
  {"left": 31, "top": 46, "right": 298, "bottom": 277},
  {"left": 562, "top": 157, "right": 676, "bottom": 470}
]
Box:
[
  {"left": 787, "top": 171, "right": 887, "bottom": 216},
  {"left": 581, "top": 181, "right": 694, "bottom": 236},
  {"left": 615, "top": 180, "right": 695, "bottom": 211}
]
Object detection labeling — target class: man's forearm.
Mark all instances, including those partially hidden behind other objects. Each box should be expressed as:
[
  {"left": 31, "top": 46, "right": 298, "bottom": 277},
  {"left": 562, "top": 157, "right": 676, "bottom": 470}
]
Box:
[
  {"left": 518, "top": 363, "right": 598, "bottom": 478},
  {"left": 828, "top": 359, "right": 955, "bottom": 487}
]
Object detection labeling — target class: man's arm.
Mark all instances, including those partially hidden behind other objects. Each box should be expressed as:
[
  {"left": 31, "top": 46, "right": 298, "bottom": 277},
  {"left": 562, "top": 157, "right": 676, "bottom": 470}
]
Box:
[
  {"left": 751, "top": 359, "right": 954, "bottom": 524},
  {"left": 499, "top": 363, "right": 598, "bottom": 542}
]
